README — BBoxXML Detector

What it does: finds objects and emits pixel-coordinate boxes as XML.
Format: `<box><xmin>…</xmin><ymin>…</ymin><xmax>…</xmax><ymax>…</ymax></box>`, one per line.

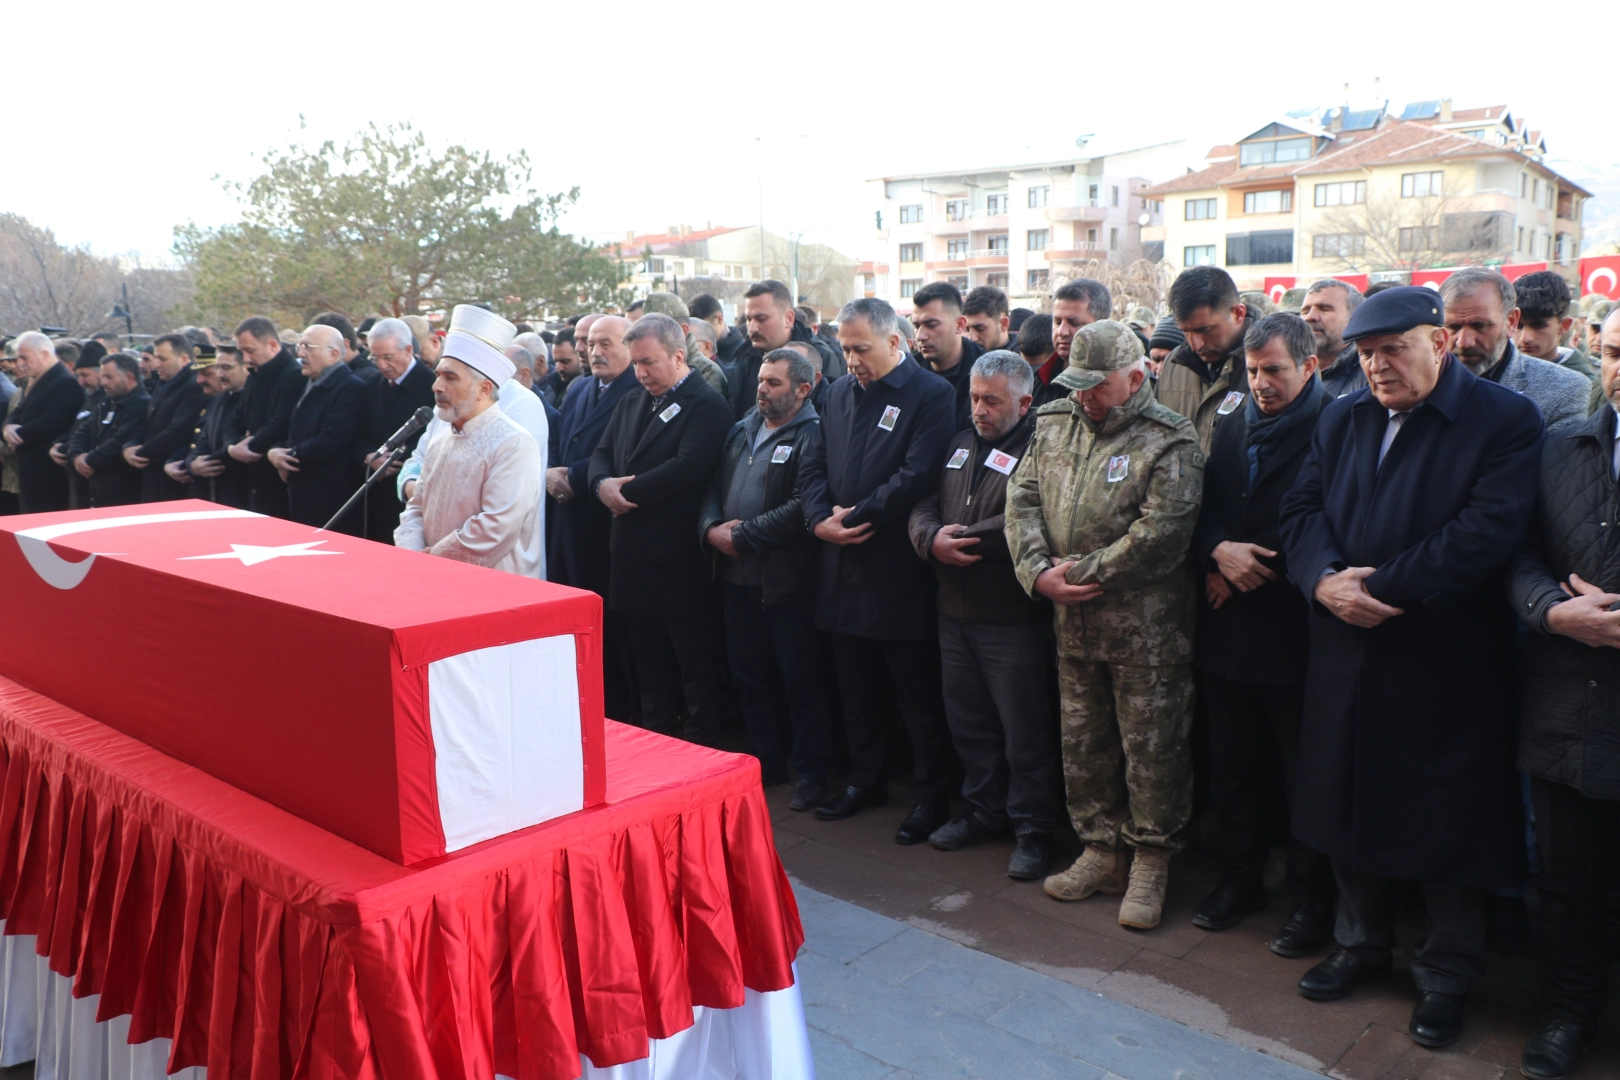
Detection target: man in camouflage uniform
<box><xmin>1005</xmin><ymin>320</ymin><xmax>1204</xmax><ymax>930</ymax></box>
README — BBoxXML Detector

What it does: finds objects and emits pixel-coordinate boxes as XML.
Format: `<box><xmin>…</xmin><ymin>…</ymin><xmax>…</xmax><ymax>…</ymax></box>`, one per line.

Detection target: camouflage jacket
<box><xmin>1005</xmin><ymin>380</ymin><xmax>1204</xmax><ymax>665</ymax></box>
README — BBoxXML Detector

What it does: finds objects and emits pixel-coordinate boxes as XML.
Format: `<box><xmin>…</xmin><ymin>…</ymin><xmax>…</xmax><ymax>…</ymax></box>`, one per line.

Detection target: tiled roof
<box><xmin>611</xmin><ymin>226</ymin><xmax>742</xmax><ymax>253</ymax></box>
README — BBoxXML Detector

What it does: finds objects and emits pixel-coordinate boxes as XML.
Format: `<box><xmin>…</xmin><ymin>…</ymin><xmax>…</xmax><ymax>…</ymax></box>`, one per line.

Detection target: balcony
<box><xmin>967</xmin><ymin>249</ymin><xmax>1010</xmax><ymax>267</ymax></box>
<box><xmin>1045</xmin><ymin>202</ymin><xmax>1108</xmax><ymax>223</ymax></box>
<box><xmin>926</xmin><ymin>217</ymin><xmax>971</xmax><ymax>236</ymax></box>
<box><xmin>1046</xmin><ymin>245</ymin><xmax>1109</xmax><ymax>262</ymax></box>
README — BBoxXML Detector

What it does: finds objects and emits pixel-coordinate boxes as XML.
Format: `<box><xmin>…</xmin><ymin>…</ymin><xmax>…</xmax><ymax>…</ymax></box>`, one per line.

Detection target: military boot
<box><xmin>1119</xmin><ymin>847</ymin><xmax>1172</xmax><ymax>930</ymax></box>
<box><xmin>1043</xmin><ymin>843</ymin><xmax>1127</xmax><ymax>902</ymax></box>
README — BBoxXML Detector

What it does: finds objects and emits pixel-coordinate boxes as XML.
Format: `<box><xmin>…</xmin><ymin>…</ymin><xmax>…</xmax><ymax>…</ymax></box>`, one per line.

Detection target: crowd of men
<box><xmin>4</xmin><ymin>266</ymin><xmax>1620</xmax><ymax>1078</ymax></box>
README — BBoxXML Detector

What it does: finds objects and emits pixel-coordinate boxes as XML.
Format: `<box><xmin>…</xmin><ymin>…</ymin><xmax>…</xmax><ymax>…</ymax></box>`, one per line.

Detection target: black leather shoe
<box><xmin>1408</xmin><ymin>991</ymin><xmax>1466</xmax><ymax>1049</ymax></box>
<box><xmin>929</xmin><ymin>814</ymin><xmax>999</xmax><ymax>851</ymax></box>
<box><xmin>1487</xmin><ymin>893</ymin><xmax>1530</xmax><ymax>955</ymax></box>
<box><xmin>1521</xmin><ymin>1014</ymin><xmax>1598</xmax><ymax>1080</ymax></box>
<box><xmin>789</xmin><ymin>779</ymin><xmax>831</xmax><ymax>812</ymax></box>
<box><xmin>1006</xmin><ymin>834</ymin><xmax>1053</xmax><ymax>881</ymax></box>
<box><xmin>1192</xmin><ymin>872</ymin><xmax>1267</xmax><ymax>931</ymax></box>
<box><xmin>1298</xmin><ymin>947</ymin><xmax>1391</xmax><ymax>1001</ymax></box>
<box><xmin>813</xmin><ymin>784</ymin><xmax>887</xmax><ymax>821</ymax></box>
<box><xmin>1270</xmin><ymin>896</ymin><xmax>1336</xmax><ymax>958</ymax></box>
<box><xmin>895</xmin><ymin>799</ymin><xmax>947</xmax><ymax>845</ymax></box>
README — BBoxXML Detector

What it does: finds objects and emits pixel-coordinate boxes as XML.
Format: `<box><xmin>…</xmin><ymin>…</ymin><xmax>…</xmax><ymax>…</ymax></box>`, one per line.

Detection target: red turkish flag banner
<box><xmin>1500</xmin><ymin>261</ymin><xmax>1548</xmax><ymax>282</ymax></box>
<box><xmin>1412</xmin><ymin>268</ymin><xmax>1452</xmax><ymax>291</ymax></box>
<box><xmin>1263</xmin><ymin>276</ymin><xmax>1296</xmax><ymax>305</ymax></box>
<box><xmin>1582</xmin><ymin>256</ymin><xmax>1620</xmax><ymax>299</ymax></box>
<box><xmin>0</xmin><ymin>502</ymin><xmax>606</xmax><ymax>864</ymax></box>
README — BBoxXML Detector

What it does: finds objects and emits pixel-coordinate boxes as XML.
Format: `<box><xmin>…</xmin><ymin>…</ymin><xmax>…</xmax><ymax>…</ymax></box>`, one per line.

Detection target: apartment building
<box><xmin>1141</xmin><ymin>102</ymin><xmax>1590</xmax><ymax>292</ymax></box>
<box><xmin>864</xmin><ymin>141</ymin><xmax>1189</xmax><ymax>312</ymax></box>
<box><xmin>608</xmin><ymin>225</ymin><xmax>858</xmax><ymax>313</ymax></box>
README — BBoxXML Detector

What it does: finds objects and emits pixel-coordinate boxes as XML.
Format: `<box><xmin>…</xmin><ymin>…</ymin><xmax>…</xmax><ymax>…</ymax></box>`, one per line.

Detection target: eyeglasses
<box><xmin>295</xmin><ymin>342</ymin><xmax>337</xmax><ymax>354</ymax></box>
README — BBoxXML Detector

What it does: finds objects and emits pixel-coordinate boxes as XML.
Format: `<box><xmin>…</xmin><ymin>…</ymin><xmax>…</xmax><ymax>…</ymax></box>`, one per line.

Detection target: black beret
<box><xmin>1343</xmin><ymin>285</ymin><xmax>1444</xmax><ymax>342</ymax></box>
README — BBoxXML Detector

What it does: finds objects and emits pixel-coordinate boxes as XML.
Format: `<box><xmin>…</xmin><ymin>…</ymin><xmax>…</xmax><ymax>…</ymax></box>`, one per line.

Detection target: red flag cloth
<box><xmin>1263</xmin><ymin>276</ymin><xmax>1296</xmax><ymax>306</ymax></box>
<box><xmin>1581</xmin><ymin>255</ymin><xmax>1620</xmax><ymax>300</ymax></box>
<box><xmin>0</xmin><ymin>676</ymin><xmax>801</xmax><ymax>1079</ymax></box>
<box><xmin>0</xmin><ymin>503</ymin><xmax>606</xmax><ymax>864</ymax></box>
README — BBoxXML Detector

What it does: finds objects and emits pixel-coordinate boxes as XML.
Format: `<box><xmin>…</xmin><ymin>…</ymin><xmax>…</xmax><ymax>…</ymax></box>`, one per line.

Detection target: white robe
<box><xmin>394</xmin><ymin>405</ymin><xmax>543</xmax><ymax>578</ymax></box>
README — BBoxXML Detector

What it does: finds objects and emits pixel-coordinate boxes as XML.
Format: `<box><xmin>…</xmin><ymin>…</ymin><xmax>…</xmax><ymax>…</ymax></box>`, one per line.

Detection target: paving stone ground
<box><xmin>769</xmin><ymin>782</ymin><xmax>1620</xmax><ymax>1080</ymax></box>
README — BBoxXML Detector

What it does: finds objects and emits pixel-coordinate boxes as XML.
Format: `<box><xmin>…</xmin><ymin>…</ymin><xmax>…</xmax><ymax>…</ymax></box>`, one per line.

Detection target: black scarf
<box><xmin>1244</xmin><ymin>374</ymin><xmax>1323</xmax><ymax>489</ymax></box>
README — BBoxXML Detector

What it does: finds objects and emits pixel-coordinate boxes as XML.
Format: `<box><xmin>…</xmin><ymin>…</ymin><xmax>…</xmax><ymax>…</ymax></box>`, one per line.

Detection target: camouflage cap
<box><xmin>1279</xmin><ymin>287</ymin><xmax>1308</xmax><ymax>313</ymax></box>
<box><xmin>641</xmin><ymin>291</ymin><xmax>689</xmax><ymax>320</ymax></box>
<box><xmin>1589</xmin><ymin>299</ymin><xmax>1614</xmax><ymax>325</ymax></box>
<box><xmin>1125</xmin><ymin>305</ymin><xmax>1155</xmax><ymax>329</ymax></box>
<box><xmin>1053</xmin><ymin>319</ymin><xmax>1145</xmax><ymax>391</ymax></box>
<box><xmin>1240</xmin><ymin>290</ymin><xmax>1276</xmax><ymax>315</ymax></box>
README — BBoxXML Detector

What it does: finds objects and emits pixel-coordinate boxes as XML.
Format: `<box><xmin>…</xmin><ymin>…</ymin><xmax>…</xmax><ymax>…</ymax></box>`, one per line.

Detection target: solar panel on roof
<box><xmin>1401</xmin><ymin>100</ymin><xmax>1441</xmax><ymax>120</ymax></box>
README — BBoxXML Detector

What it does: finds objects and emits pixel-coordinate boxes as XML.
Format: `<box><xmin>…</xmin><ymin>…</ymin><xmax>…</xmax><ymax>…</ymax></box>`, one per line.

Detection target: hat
<box><xmin>1279</xmin><ymin>287</ymin><xmax>1308</xmax><ymax>314</ymax></box>
<box><xmin>1053</xmin><ymin>320</ymin><xmax>1145</xmax><ymax>391</ymax></box>
<box><xmin>1589</xmin><ymin>299</ymin><xmax>1614</xmax><ymax>326</ymax></box>
<box><xmin>442</xmin><ymin>304</ymin><xmax>517</xmax><ymax>385</ymax></box>
<box><xmin>192</xmin><ymin>342</ymin><xmax>218</xmax><ymax>368</ymax></box>
<box><xmin>641</xmin><ymin>291</ymin><xmax>690</xmax><ymax>321</ymax></box>
<box><xmin>1126</xmin><ymin>305</ymin><xmax>1155</xmax><ymax>330</ymax></box>
<box><xmin>1343</xmin><ymin>285</ymin><xmax>1444</xmax><ymax>343</ymax></box>
<box><xmin>1148</xmin><ymin>316</ymin><xmax>1185</xmax><ymax>352</ymax></box>
<box><xmin>1240</xmin><ymin>290</ymin><xmax>1276</xmax><ymax>316</ymax></box>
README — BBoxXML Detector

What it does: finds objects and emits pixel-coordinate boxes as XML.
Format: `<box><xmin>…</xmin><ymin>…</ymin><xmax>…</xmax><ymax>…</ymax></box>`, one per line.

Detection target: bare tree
<box><xmin>0</xmin><ymin>214</ymin><xmax>122</xmax><ymax>333</ymax></box>
<box><xmin>1045</xmin><ymin>258</ymin><xmax>1176</xmax><ymax>318</ymax></box>
<box><xmin>1313</xmin><ymin>193</ymin><xmax>1512</xmax><ymax>273</ymax></box>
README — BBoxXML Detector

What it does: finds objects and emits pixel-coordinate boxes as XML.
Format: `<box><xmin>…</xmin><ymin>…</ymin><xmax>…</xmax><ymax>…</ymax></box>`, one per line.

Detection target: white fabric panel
<box><xmin>428</xmin><ymin>635</ymin><xmax>585</xmax><ymax>852</ymax></box>
<box><xmin>0</xmin><ymin>927</ymin><xmax>812</xmax><ymax>1080</ymax></box>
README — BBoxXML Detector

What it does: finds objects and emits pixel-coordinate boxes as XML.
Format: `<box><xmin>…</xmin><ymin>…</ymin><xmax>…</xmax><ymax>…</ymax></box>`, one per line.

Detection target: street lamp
<box><xmin>106</xmin><ymin>282</ymin><xmax>133</xmax><ymax>337</ymax></box>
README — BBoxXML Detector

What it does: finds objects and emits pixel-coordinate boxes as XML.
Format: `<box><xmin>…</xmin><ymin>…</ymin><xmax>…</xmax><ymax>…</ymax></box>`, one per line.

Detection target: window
<box><xmin>985</xmin><ymin>272</ymin><xmax>1009</xmax><ymax>288</ymax></box>
<box><xmin>1088</xmin><ymin>184</ymin><xmax>1100</xmax><ymax>205</ymax></box>
<box><xmin>1517</xmin><ymin>226</ymin><xmax>1525</xmax><ymax>251</ymax></box>
<box><xmin>1184</xmin><ymin>245</ymin><xmax>1217</xmax><ymax>267</ymax></box>
<box><xmin>899</xmin><ymin>243</ymin><xmax>923</xmax><ymax>263</ymax></box>
<box><xmin>986</xmin><ymin>194</ymin><xmax>1007</xmax><ymax>215</ymax></box>
<box><xmin>1027</xmin><ymin>269</ymin><xmax>1050</xmax><ymax>290</ymax></box>
<box><xmin>1111</xmin><ymin>186</ymin><xmax>1120</xmax><ymax>207</ymax></box>
<box><xmin>643</xmin><ymin>257</ymin><xmax>665</xmax><ymax>273</ymax></box>
<box><xmin>899</xmin><ymin>204</ymin><xmax>923</xmax><ymax>224</ymax></box>
<box><xmin>1225</xmin><ymin>230</ymin><xmax>1294</xmax><ymax>266</ymax></box>
<box><xmin>1151</xmin><ymin>200</ymin><xmax>1163</xmax><ymax>214</ymax></box>
<box><xmin>1520</xmin><ymin>174</ymin><xmax>1528</xmax><ymax>198</ymax></box>
<box><xmin>1313</xmin><ymin>181</ymin><xmax>1366</xmax><ymax>207</ymax></box>
<box><xmin>900</xmin><ymin>278</ymin><xmax>921</xmax><ymax>298</ymax></box>
<box><xmin>1027</xmin><ymin>229</ymin><xmax>1049</xmax><ymax>251</ymax></box>
<box><xmin>1398</xmin><ymin>226</ymin><xmax>1437</xmax><ymax>252</ymax></box>
<box><xmin>1243</xmin><ymin>189</ymin><xmax>1293</xmax><ymax>214</ymax></box>
<box><xmin>1312</xmin><ymin>233</ymin><xmax>1365</xmax><ymax>258</ymax></box>
<box><xmin>862</xmin><ymin>273</ymin><xmax>875</xmax><ymax>296</ymax></box>
<box><xmin>946</xmin><ymin>199</ymin><xmax>969</xmax><ymax>221</ymax></box>
<box><xmin>1238</xmin><ymin>137</ymin><xmax>1313</xmax><ymax>166</ymax></box>
<box><xmin>1462</xmin><ymin>128</ymin><xmax>1486</xmax><ymax>140</ymax></box>
<box><xmin>1401</xmin><ymin>171</ymin><xmax>1444</xmax><ymax>198</ymax></box>
<box><xmin>988</xmin><ymin>234</ymin><xmax>1009</xmax><ymax>255</ymax></box>
<box><xmin>947</xmin><ymin>274</ymin><xmax>969</xmax><ymax>291</ymax></box>
<box><xmin>1109</xmin><ymin>227</ymin><xmax>1119</xmax><ymax>251</ymax></box>
<box><xmin>1185</xmin><ymin>198</ymin><xmax>1217</xmax><ymax>221</ymax></box>
<box><xmin>724</xmin><ymin>264</ymin><xmax>744</xmax><ymax>278</ymax></box>
<box><xmin>1441</xmin><ymin>211</ymin><xmax>1511</xmax><ymax>252</ymax></box>
<box><xmin>1086</xmin><ymin>228</ymin><xmax>1098</xmax><ymax>244</ymax></box>
<box><xmin>947</xmin><ymin>238</ymin><xmax>969</xmax><ymax>258</ymax></box>
<box><xmin>1028</xmin><ymin>185</ymin><xmax>1049</xmax><ymax>208</ymax></box>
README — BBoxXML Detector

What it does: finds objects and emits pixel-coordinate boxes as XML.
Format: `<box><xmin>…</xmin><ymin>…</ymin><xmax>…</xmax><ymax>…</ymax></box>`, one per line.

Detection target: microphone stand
<box><xmin>321</xmin><ymin>444</ymin><xmax>410</xmax><ymax>532</ymax></box>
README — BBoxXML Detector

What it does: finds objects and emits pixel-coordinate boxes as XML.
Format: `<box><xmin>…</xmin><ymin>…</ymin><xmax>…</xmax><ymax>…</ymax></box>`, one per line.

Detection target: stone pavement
<box><xmin>770</xmin><ymin>783</ymin><xmax>1620</xmax><ymax>1080</ymax></box>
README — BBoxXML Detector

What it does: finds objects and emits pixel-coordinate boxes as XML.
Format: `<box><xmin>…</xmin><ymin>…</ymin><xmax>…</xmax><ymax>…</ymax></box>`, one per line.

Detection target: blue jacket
<box><xmin>799</xmin><ymin>356</ymin><xmax>956</xmax><ymax>640</ymax></box>
<box><xmin>284</xmin><ymin>362</ymin><xmax>367</xmax><ymax>532</ymax></box>
<box><xmin>1278</xmin><ymin>355</ymin><xmax>1543</xmax><ymax>886</ymax></box>
<box><xmin>549</xmin><ymin>366</ymin><xmax>639</xmax><ymax>591</ymax></box>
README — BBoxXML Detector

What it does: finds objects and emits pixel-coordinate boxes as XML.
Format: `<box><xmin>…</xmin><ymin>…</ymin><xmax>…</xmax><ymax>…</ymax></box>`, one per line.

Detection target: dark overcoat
<box><xmin>549</xmin><ymin>366</ymin><xmax>638</xmax><ymax>592</ymax></box>
<box><xmin>1278</xmin><ymin>356</ymin><xmax>1542</xmax><ymax>887</ymax></box>
<box><xmin>284</xmin><ymin>364</ymin><xmax>366</xmax><ymax>533</ymax></box>
<box><xmin>587</xmin><ymin>373</ymin><xmax>732</xmax><ymax>616</ymax></box>
<box><xmin>133</xmin><ymin>366</ymin><xmax>206</xmax><ymax>502</ymax></box>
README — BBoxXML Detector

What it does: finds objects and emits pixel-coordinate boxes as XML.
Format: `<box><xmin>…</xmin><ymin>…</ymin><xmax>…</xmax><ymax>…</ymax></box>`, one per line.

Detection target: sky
<box><xmin>7</xmin><ymin>0</ymin><xmax>1618</xmax><ymax>269</ymax></box>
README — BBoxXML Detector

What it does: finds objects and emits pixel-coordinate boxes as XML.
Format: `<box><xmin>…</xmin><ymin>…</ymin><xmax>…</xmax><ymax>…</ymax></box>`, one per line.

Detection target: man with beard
<box><xmin>180</xmin><ymin>345</ymin><xmax>251</xmax><ymax>508</ymax></box>
<box><xmin>539</xmin><ymin>326</ymin><xmax>584</xmax><ymax>409</ymax></box>
<box><xmin>963</xmin><ymin>285</ymin><xmax>1016</xmax><ymax>352</ymax></box>
<box><xmin>1440</xmin><ymin>268</ymin><xmax>1588</xmax><ymax>432</ymax></box>
<box><xmin>71</xmin><ymin>352</ymin><xmax>148</xmax><ymax>508</ymax></box>
<box><xmin>730</xmin><ymin>280</ymin><xmax>841</xmax><ymax>420</ymax></box>
<box><xmin>1040</xmin><ymin>279</ymin><xmax>1110</xmax><ymax>404</ymax></box>
<box><xmin>700</xmin><ymin>347</ymin><xmax>832</xmax><ymax>805</ymax></box>
<box><xmin>397</xmin><ymin>306</ymin><xmax>541</xmax><ymax>576</ymax></box>
<box><xmin>1300</xmin><ymin>279</ymin><xmax>1367</xmax><ymax>400</ymax></box>
<box><xmin>910</xmin><ymin>282</ymin><xmax>986</xmax><ymax>432</ymax></box>
<box><xmin>1158</xmin><ymin>267</ymin><xmax>1254</xmax><ymax>453</ymax></box>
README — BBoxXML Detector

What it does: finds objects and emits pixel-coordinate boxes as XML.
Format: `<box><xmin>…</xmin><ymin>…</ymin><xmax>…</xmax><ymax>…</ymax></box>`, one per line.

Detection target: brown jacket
<box><xmin>908</xmin><ymin>414</ymin><xmax>1047</xmax><ymax>624</ymax></box>
<box><xmin>1153</xmin><ymin>317</ymin><xmax>1253</xmax><ymax>453</ymax></box>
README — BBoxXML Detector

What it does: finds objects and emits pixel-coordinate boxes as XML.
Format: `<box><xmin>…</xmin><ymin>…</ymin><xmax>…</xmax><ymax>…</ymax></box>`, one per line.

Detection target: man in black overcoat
<box><xmin>1278</xmin><ymin>286</ymin><xmax>1543</xmax><ymax>1050</ymax></box>
<box><xmin>588</xmin><ymin>313</ymin><xmax>732</xmax><ymax>744</ymax></box>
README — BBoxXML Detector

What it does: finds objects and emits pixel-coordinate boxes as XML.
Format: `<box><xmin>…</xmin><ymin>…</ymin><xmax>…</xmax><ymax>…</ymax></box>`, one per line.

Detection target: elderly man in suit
<box><xmin>588</xmin><ymin>313</ymin><xmax>732</xmax><ymax>744</ymax></box>
<box><xmin>1279</xmin><ymin>286</ymin><xmax>1543</xmax><ymax>1050</ymax></box>
<box><xmin>3</xmin><ymin>332</ymin><xmax>85</xmax><ymax>512</ymax></box>
<box><xmin>268</xmin><ymin>324</ymin><xmax>367</xmax><ymax>533</ymax></box>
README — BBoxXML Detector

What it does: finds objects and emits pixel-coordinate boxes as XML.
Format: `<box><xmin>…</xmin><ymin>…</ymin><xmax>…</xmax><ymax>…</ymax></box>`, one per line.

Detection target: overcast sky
<box><xmin>9</xmin><ymin>0</ymin><xmax>1617</xmax><ymax>269</ymax></box>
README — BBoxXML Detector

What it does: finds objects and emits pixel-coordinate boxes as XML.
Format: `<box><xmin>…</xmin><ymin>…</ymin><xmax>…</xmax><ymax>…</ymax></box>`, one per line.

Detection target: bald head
<box><xmin>299</xmin><ymin>324</ymin><xmax>346</xmax><ymax>375</ymax></box>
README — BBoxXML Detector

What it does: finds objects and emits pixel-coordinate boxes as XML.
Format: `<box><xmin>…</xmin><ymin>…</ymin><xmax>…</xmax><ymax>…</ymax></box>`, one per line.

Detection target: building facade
<box><xmin>1141</xmin><ymin>102</ymin><xmax>1590</xmax><ymax>292</ymax></box>
<box><xmin>864</xmin><ymin>142</ymin><xmax>1189</xmax><ymax>312</ymax></box>
<box><xmin>608</xmin><ymin>225</ymin><xmax>858</xmax><ymax>314</ymax></box>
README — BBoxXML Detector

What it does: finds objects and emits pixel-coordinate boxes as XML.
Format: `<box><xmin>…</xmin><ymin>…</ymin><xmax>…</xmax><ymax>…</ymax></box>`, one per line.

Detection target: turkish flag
<box><xmin>1263</xmin><ymin>276</ymin><xmax>1296</xmax><ymax>305</ymax></box>
<box><xmin>1500</xmin><ymin>261</ymin><xmax>1548</xmax><ymax>283</ymax></box>
<box><xmin>1412</xmin><ymin>268</ymin><xmax>1452</xmax><ymax>292</ymax></box>
<box><xmin>0</xmin><ymin>502</ymin><xmax>605</xmax><ymax>864</ymax></box>
<box><xmin>1582</xmin><ymin>256</ymin><xmax>1620</xmax><ymax>300</ymax></box>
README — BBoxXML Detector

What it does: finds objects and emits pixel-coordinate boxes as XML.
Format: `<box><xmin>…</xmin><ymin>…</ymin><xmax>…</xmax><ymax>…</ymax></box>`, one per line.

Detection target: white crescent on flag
<box><xmin>1588</xmin><ymin>267</ymin><xmax>1618</xmax><ymax>298</ymax></box>
<box><xmin>15</xmin><ymin>509</ymin><xmax>259</xmax><ymax>589</ymax></box>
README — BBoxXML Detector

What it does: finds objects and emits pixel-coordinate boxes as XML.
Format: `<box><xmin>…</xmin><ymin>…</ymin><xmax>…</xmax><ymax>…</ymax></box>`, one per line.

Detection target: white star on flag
<box><xmin>179</xmin><ymin>541</ymin><xmax>342</xmax><ymax>566</ymax></box>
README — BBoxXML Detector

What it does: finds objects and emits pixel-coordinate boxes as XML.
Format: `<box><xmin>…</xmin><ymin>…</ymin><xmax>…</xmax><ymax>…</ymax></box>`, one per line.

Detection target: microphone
<box><xmin>375</xmin><ymin>405</ymin><xmax>434</xmax><ymax>456</ymax></box>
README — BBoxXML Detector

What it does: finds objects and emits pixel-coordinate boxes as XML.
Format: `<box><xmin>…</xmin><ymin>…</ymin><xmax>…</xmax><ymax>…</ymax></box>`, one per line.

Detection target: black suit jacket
<box><xmin>284</xmin><ymin>364</ymin><xmax>367</xmax><ymax>532</ymax></box>
<box><xmin>240</xmin><ymin>348</ymin><xmax>305</xmax><ymax>516</ymax></box>
<box><xmin>132</xmin><ymin>366</ymin><xmax>206</xmax><ymax>502</ymax></box>
<box><xmin>587</xmin><ymin>373</ymin><xmax>732</xmax><ymax>615</ymax></box>
<box><xmin>359</xmin><ymin>361</ymin><xmax>436</xmax><ymax>542</ymax></box>
<box><xmin>183</xmin><ymin>390</ymin><xmax>250</xmax><ymax>509</ymax></box>
<box><xmin>1192</xmin><ymin>383</ymin><xmax>1328</xmax><ymax>684</ymax></box>
<box><xmin>11</xmin><ymin>363</ymin><xmax>85</xmax><ymax>513</ymax></box>
<box><xmin>77</xmin><ymin>386</ymin><xmax>151</xmax><ymax>507</ymax></box>
<box><xmin>550</xmin><ymin>366</ymin><xmax>639</xmax><ymax>590</ymax></box>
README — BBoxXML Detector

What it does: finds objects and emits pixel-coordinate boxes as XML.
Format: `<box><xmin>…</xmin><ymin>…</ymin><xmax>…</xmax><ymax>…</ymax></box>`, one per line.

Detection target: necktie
<box><xmin>1378</xmin><ymin>411</ymin><xmax>1409</xmax><ymax>468</ymax></box>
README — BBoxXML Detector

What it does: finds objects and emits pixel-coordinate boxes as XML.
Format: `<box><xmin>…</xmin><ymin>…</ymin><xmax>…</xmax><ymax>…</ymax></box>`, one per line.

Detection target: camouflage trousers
<box><xmin>1056</xmin><ymin>656</ymin><xmax>1194</xmax><ymax>853</ymax></box>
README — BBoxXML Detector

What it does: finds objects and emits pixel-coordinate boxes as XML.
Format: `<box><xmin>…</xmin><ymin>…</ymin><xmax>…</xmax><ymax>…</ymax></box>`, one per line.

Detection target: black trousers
<box><xmin>722</xmin><ymin>583</ymin><xmax>833</xmax><ymax>783</ymax></box>
<box><xmin>624</xmin><ymin>610</ymin><xmax>726</xmax><ymax>746</ymax></box>
<box><xmin>601</xmin><ymin>609</ymin><xmax>640</xmax><ymax>725</ymax></box>
<box><xmin>831</xmin><ymin>633</ymin><xmax>951</xmax><ymax>802</ymax></box>
<box><xmin>1334</xmin><ymin>859</ymin><xmax>1486</xmax><ymax>995</ymax></box>
<box><xmin>1202</xmin><ymin>672</ymin><xmax>1335</xmax><ymax>898</ymax></box>
<box><xmin>1532</xmin><ymin>774</ymin><xmax>1620</xmax><ymax>1023</ymax></box>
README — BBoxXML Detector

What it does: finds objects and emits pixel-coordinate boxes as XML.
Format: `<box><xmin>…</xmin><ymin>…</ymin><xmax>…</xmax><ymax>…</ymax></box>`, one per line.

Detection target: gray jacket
<box><xmin>1490</xmin><ymin>340</ymin><xmax>1590</xmax><ymax>432</ymax></box>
